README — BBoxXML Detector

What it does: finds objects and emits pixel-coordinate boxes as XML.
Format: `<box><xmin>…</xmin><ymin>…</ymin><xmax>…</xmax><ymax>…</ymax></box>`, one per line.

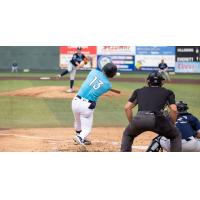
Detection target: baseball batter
<box><xmin>57</xmin><ymin>47</ymin><xmax>87</xmax><ymax>93</ymax></box>
<box><xmin>147</xmin><ymin>101</ymin><xmax>200</xmax><ymax>152</ymax></box>
<box><xmin>72</xmin><ymin>63</ymin><xmax>117</xmax><ymax>146</ymax></box>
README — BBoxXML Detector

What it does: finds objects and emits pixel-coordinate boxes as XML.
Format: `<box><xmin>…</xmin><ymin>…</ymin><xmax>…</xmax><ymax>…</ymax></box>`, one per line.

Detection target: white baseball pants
<box><xmin>68</xmin><ymin>62</ymin><xmax>77</xmax><ymax>80</ymax></box>
<box><xmin>72</xmin><ymin>96</ymin><xmax>94</xmax><ymax>140</ymax></box>
<box><xmin>159</xmin><ymin>69</ymin><xmax>171</xmax><ymax>81</ymax></box>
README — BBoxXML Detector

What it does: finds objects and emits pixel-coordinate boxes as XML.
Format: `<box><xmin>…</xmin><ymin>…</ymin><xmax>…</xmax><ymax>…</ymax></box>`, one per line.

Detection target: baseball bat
<box><xmin>110</xmin><ymin>88</ymin><xmax>121</xmax><ymax>94</ymax></box>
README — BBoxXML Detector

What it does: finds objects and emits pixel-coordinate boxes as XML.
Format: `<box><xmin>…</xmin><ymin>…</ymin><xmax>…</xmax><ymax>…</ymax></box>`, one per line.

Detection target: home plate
<box><xmin>132</xmin><ymin>146</ymin><xmax>148</xmax><ymax>150</ymax></box>
<box><xmin>110</xmin><ymin>141</ymin><xmax>148</xmax><ymax>151</ymax></box>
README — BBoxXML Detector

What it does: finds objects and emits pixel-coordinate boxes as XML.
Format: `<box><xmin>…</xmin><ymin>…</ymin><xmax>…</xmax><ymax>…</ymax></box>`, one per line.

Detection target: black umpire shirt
<box><xmin>129</xmin><ymin>86</ymin><xmax>175</xmax><ymax>112</ymax></box>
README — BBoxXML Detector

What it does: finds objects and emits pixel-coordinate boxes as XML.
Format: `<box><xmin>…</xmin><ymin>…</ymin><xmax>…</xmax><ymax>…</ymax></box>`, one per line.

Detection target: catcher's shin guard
<box><xmin>146</xmin><ymin>136</ymin><xmax>163</xmax><ymax>152</ymax></box>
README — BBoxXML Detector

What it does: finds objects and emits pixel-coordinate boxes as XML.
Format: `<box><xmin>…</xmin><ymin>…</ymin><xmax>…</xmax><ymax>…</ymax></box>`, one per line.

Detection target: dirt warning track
<box><xmin>0</xmin><ymin>76</ymin><xmax>199</xmax><ymax>84</ymax></box>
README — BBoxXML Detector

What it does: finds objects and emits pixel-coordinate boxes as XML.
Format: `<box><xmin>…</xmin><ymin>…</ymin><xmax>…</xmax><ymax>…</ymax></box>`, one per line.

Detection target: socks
<box><xmin>61</xmin><ymin>69</ymin><xmax>69</xmax><ymax>76</ymax></box>
<box><xmin>70</xmin><ymin>80</ymin><xmax>74</xmax><ymax>89</ymax></box>
<box><xmin>76</xmin><ymin>130</ymin><xmax>82</xmax><ymax>134</ymax></box>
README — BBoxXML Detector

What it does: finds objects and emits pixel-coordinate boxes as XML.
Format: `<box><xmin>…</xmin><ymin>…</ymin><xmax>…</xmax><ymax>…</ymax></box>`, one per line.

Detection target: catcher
<box><xmin>57</xmin><ymin>46</ymin><xmax>88</xmax><ymax>93</ymax></box>
<box><xmin>147</xmin><ymin>101</ymin><xmax>200</xmax><ymax>152</ymax></box>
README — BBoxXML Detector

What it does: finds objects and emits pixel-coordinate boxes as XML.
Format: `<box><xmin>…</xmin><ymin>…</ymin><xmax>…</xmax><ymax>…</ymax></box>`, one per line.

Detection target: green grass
<box><xmin>0</xmin><ymin>75</ymin><xmax>199</xmax><ymax>128</ymax></box>
<box><xmin>0</xmin><ymin>96</ymin><xmax>72</xmax><ymax>128</ymax></box>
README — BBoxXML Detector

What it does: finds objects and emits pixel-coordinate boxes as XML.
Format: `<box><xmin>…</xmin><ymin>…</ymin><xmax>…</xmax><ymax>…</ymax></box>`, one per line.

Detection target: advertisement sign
<box><xmin>175</xmin><ymin>62</ymin><xmax>200</xmax><ymax>73</ymax></box>
<box><xmin>97</xmin><ymin>46</ymin><xmax>135</xmax><ymax>71</ymax></box>
<box><xmin>97</xmin><ymin>46</ymin><xmax>135</xmax><ymax>55</ymax></box>
<box><xmin>135</xmin><ymin>46</ymin><xmax>175</xmax><ymax>71</ymax></box>
<box><xmin>176</xmin><ymin>46</ymin><xmax>200</xmax><ymax>62</ymax></box>
<box><xmin>136</xmin><ymin>46</ymin><xmax>175</xmax><ymax>55</ymax></box>
<box><xmin>60</xmin><ymin>46</ymin><xmax>97</xmax><ymax>69</ymax></box>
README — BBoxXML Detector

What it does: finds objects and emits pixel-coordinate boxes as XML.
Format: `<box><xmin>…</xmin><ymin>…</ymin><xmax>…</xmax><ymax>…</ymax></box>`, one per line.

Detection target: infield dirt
<box><xmin>0</xmin><ymin>127</ymin><xmax>156</xmax><ymax>152</ymax></box>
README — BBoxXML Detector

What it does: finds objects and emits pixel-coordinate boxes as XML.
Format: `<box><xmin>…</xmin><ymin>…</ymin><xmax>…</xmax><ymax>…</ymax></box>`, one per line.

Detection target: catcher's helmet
<box><xmin>147</xmin><ymin>71</ymin><xmax>165</xmax><ymax>86</ymax></box>
<box><xmin>176</xmin><ymin>101</ymin><xmax>188</xmax><ymax>113</ymax></box>
<box><xmin>77</xmin><ymin>46</ymin><xmax>82</xmax><ymax>51</ymax></box>
<box><xmin>102</xmin><ymin>63</ymin><xmax>117</xmax><ymax>78</ymax></box>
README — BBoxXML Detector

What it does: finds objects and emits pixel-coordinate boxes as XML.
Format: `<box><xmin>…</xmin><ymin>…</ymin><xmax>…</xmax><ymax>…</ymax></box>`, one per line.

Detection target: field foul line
<box><xmin>0</xmin><ymin>133</ymin><xmax>65</xmax><ymax>142</ymax></box>
<box><xmin>0</xmin><ymin>133</ymin><xmax>148</xmax><ymax>150</ymax></box>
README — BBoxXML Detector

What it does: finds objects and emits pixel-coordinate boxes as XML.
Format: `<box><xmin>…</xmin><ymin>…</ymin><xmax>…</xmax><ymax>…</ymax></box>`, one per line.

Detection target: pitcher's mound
<box><xmin>0</xmin><ymin>86</ymin><xmax>122</xmax><ymax>99</ymax></box>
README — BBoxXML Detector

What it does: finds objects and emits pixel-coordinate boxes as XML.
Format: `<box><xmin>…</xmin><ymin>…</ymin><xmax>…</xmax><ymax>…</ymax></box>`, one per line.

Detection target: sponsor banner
<box><xmin>60</xmin><ymin>46</ymin><xmax>97</xmax><ymax>54</ymax></box>
<box><xmin>97</xmin><ymin>55</ymin><xmax>135</xmax><ymax>72</ymax></box>
<box><xmin>97</xmin><ymin>46</ymin><xmax>135</xmax><ymax>55</ymax></box>
<box><xmin>135</xmin><ymin>46</ymin><xmax>175</xmax><ymax>71</ymax></box>
<box><xmin>60</xmin><ymin>46</ymin><xmax>97</xmax><ymax>69</ymax></box>
<box><xmin>176</xmin><ymin>46</ymin><xmax>200</xmax><ymax>62</ymax></box>
<box><xmin>136</xmin><ymin>46</ymin><xmax>175</xmax><ymax>55</ymax></box>
<box><xmin>175</xmin><ymin>62</ymin><xmax>200</xmax><ymax>73</ymax></box>
<box><xmin>97</xmin><ymin>46</ymin><xmax>135</xmax><ymax>71</ymax></box>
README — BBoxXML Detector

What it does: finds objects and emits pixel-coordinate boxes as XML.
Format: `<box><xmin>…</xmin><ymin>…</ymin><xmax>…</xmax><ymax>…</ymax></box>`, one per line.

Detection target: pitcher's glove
<box><xmin>83</xmin><ymin>57</ymin><xmax>88</xmax><ymax>65</ymax></box>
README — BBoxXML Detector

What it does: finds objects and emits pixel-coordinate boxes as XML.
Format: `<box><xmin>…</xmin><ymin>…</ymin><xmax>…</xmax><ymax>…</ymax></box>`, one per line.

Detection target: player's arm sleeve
<box><xmin>167</xmin><ymin>90</ymin><xmax>176</xmax><ymax>105</ymax></box>
<box><xmin>106</xmin><ymin>83</ymin><xmax>112</xmax><ymax>92</ymax></box>
<box><xmin>82</xmin><ymin>54</ymin><xmax>86</xmax><ymax>59</ymax></box>
<box><xmin>190</xmin><ymin>116</ymin><xmax>200</xmax><ymax>136</ymax></box>
<box><xmin>77</xmin><ymin>54</ymin><xmax>87</xmax><ymax>68</ymax></box>
<box><xmin>128</xmin><ymin>90</ymin><xmax>138</xmax><ymax>105</ymax></box>
<box><xmin>72</xmin><ymin>54</ymin><xmax>79</xmax><ymax>66</ymax></box>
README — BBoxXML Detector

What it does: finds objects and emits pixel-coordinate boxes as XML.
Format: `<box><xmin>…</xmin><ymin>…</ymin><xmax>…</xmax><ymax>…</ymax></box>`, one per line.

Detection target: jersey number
<box><xmin>89</xmin><ymin>76</ymin><xmax>103</xmax><ymax>90</ymax></box>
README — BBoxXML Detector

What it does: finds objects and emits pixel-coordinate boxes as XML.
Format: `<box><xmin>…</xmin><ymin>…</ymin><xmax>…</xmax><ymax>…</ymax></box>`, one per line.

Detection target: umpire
<box><xmin>120</xmin><ymin>71</ymin><xmax>182</xmax><ymax>152</ymax></box>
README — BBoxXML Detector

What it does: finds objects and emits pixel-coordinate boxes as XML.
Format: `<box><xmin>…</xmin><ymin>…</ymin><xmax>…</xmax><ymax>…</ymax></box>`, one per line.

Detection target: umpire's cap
<box><xmin>147</xmin><ymin>71</ymin><xmax>165</xmax><ymax>86</ymax></box>
<box><xmin>176</xmin><ymin>101</ymin><xmax>188</xmax><ymax>113</ymax></box>
<box><xmin>102</xmin><ymin>63</ymin><xmax>117</xmax><ymax>78</ymax></box>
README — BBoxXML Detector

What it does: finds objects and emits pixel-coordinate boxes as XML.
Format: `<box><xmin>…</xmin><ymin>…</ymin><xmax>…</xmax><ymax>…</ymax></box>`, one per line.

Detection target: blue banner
<box><xmin>97</xmin><ymin>55</ymin><xmax>135</xmax><ymax>72</ymax></box>
<box><xmin>136</xmin><ymin>46</ymin><xmax>175</xmax><ymax>55</ymax></box>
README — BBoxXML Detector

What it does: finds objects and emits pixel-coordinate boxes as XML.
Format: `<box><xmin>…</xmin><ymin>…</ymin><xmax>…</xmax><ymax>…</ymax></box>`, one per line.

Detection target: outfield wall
<box><xmin>0</xmin><ymin>47</ymin><xmax>59</xmax><ymax>71</ymax></box>
<box><xmin>60</xmin><ymin>46</ymin><xmax>200</xmax><ymax>73</ymax></box>
<box><xmin>0</xmin><ymin>46</ymin><xmax>200</xmax><ymax>73</ymax></box>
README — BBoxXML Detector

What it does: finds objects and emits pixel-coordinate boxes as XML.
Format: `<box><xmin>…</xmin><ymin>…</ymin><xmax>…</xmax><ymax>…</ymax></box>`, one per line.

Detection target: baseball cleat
<box><xmin>66</xmin><ymin>88</ymin><xmax>74</xmax><ymax>93</ymax></box>
<box><xmin>73</xmin><ymin>136</ymin><xmax>85</xmax><ymax>145</ymax></box>
<box><xmin>75</xmin><ymin>133</ymin><xmax>92</xmax><ymax>145</ymax></box>
<box><xmin>56</xmin><ymin>74</ymin><xmax>61</xmax><ymax>79</ymax></box>
<box><xmin>83</xmin><ymin>138</ymin><xmax>92</xmax><ymax>145</ymax></box>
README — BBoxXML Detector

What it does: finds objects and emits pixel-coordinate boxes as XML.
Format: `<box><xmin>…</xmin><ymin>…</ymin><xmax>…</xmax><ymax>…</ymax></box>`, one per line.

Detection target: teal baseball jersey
<box><xmin>77</xmin><ymin>69</ymin><xmax>112</xmax><ymax>102</ymax></box>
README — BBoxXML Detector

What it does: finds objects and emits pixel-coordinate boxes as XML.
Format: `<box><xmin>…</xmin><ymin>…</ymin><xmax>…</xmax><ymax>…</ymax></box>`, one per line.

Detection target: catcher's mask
<box><xmin>102</xmin><ymin>63</ymin><xmax>117</xmax><ymax>78</ymax></box>
<box><xmin>176</xmin><ymin>101</ymin><xmax>188</xmax><ymax>113</ymax></box>
<box><xmin>147</xmin><ymin>71</ymin><xmax>165</xmax><ymax>87</ymax></box>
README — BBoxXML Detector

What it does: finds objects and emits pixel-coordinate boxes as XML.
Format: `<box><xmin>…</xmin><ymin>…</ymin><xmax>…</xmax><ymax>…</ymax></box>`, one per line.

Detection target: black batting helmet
<box><xmin>176</xmin><ymin>101</ymin><xmax>188</xmax><ymax>113</ymax></box>
<box><xmin>147</xmin><ymin>71</ymin><xmax>165</xmax><ymax>86</ymax></box>
<box><xmin>102</xmin><ymin>63</ymin><xmax>117</xmax><ymax>78</ymax></box>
